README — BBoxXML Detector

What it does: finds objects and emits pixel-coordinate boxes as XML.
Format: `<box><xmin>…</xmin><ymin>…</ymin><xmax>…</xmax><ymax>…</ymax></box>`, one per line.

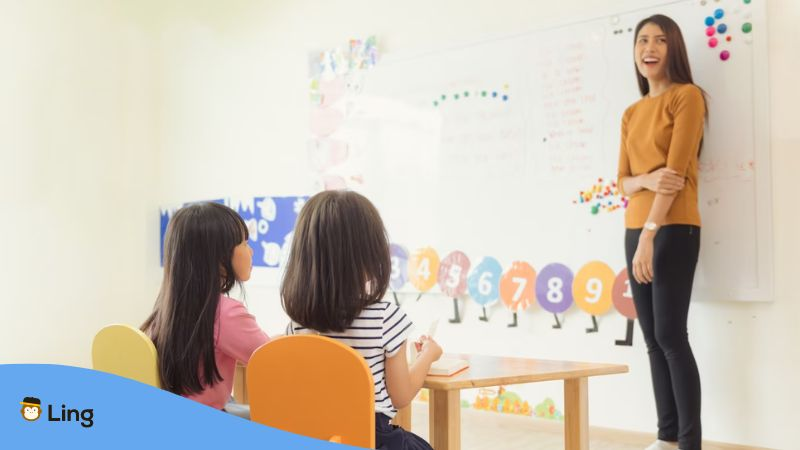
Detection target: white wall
<box><xmin>0</xmin><ymin>0</ymin><xmax>162</xmax><ymax>365</ymax></box>
<box><xmin>152</xmin><ymin>1</ymin><xmax>800</xmax><ymax>448</ymax></box>
<box><xmin>1</xmin><ymin>1</ymin><xmax>797</xmax><ymax>448</ymax></box>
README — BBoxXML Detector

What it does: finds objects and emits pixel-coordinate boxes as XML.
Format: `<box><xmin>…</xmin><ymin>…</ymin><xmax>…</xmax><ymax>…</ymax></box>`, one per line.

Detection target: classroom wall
<box><xmin>1</xmin><ymin>0</ymin><xmax>797</xmax><ymax>448</ymax></box>
<box><xmin>152</xmin><ymin>1</ymin><xmax>800</xmax><ymax>448</ymax></box>
<box><xmin>0</xmin><ymin>1</ymin><xmax>162</xmax><ymax>365</ymax></box>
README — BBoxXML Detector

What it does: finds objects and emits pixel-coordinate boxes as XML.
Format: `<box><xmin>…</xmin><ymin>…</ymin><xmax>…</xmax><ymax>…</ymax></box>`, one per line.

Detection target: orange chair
<box><xmin>247</xmin><ymin>335</ymin><xmax>375</xmax><ymax>448</ymax></box>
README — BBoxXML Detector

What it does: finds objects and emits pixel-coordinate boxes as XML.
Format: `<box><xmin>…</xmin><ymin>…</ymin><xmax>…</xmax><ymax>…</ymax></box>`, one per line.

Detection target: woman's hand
<box><xmin>640</xmin><ymin>168</ymin><xmax>685</xmax><ymax>194</ymax></box>
<box><xmin>632</xmin><ymin>234</ymin><xmax>655</xmax><ymax>284</ymax></box>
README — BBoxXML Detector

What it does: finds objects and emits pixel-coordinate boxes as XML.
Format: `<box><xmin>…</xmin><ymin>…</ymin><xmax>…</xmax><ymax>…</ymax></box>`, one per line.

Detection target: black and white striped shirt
<box><xmin>286</xmin><ymin>300</ymin><xmax>413</xmax><ymax>417</ymax></box>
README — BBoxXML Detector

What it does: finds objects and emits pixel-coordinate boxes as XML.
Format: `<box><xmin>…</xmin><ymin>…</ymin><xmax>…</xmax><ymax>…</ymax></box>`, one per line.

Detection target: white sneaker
<box><xmin>644</xmin><ymin>440</ymin><xmax>679</xmax><ymax>450</ymax></box>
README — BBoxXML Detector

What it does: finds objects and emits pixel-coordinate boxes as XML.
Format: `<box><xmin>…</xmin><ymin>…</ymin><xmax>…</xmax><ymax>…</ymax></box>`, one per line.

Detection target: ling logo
<box><xmin>20</xmin><ymin>397</ymin><xmax>43</xmax><ymax>421</ymax></box>
<box><xmin>19</xmin><ymin>396</ymin><xmax>94</xmax><ymax>428</ymax></box>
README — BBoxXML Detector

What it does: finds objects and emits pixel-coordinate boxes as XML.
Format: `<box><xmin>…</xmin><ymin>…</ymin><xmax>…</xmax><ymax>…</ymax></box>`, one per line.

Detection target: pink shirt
<box><xmin>185</xmin><ymin>295</ymin><xmax>269</xmax><ymax>409</ymax></box>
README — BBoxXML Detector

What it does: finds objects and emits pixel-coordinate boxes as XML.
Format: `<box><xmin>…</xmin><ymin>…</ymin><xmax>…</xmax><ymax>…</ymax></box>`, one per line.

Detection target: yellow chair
<box><xmin>247</xmin><ymin>335</ymin><xmax>375</xmax><ymax>448</ymax></box>
<box><xmin>92</xmin><ymin>324</ymin><xmax>160</xmax><ymax>388</ymax></box>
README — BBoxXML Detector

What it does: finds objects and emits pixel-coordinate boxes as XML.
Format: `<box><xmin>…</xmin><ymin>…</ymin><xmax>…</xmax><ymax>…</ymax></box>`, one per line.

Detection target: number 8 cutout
<box><xmin>535</xmin><ymin>263</ymin><xmax>574</xmax><ymax>314</ymax></box>
<box><xmin>573</xmin><ymin>261</ymin><xmax>615</xmax><ymax>316</ymax></box>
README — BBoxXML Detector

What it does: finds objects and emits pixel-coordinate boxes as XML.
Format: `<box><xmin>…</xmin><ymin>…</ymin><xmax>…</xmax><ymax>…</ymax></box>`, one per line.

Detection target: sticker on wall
<box><xmin>533</xmin><ymin>397</ymin><xmax>564</xmax><ymax>421</ymax></box>
<box><xmin>472</xmin><ymin>387</ymin><xmax>533</xmax><ymax>416</ymax></box>
<box><xmin>467</xmin><ymin>256</ymin><xmax>503</xmax><ymax>322</ymax></box>
<box><xmin>438</xmin><ymin>250</ymin><xmax>471</xmax><ymax>323</ymax></box>
<box><xmin>499</xmin><ymin>261</ymin><xmax>537</xmax><ymax>327</ymax></box>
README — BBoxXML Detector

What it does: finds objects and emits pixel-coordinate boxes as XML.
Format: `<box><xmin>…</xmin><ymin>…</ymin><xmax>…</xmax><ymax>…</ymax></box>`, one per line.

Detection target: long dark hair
<box><xmin>142</xmin><ymin>202</ymin><xmax>249</xmax><ymax>396</ymax></box>
<box><xmin>281</xmin><ymin>191</ymin><xmax>391</xmax><ymax>333</ymax></box>
<box><xmin>634</xmin><ymin>14</ymin><xmax>708</xmax><ymax>151</ymax></box>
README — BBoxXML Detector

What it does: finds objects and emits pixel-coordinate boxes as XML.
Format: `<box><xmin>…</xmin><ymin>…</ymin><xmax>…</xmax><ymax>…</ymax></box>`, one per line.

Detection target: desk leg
<box><xmin>564</xmin><ymin>377</ymin><xmax>588</xmax><ymax>450</ymax></box>
<box><xmin>429</xmin><ymin>389</ymin><xmax>460</xmax><ymax>450</ymax></box>
<box><xmin>393</xmin><ymin>405</ymin><xmax>412</xmax><ymax>430</ymax></box>
<box><xmin>233</xmin><ymin>363</ymin><xmax>247</xmax><ymax>404</ymax></box>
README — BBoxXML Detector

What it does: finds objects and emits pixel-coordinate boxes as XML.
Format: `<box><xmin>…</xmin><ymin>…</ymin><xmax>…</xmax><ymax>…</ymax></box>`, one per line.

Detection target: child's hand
<box><xmin>416</xmin><ymin>335</ymin><xmax>443</xmax><ymax>361</ymax></box>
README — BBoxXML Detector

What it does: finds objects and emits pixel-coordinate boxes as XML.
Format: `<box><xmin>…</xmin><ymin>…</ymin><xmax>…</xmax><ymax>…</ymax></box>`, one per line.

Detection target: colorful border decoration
<box><xmin>159</xmin><ymin>196</ymin><xmax>307</xmax><ymax>268</ymax></box>
<box><xmin>394</xmin><ymin>242</ymin><xmax>636</xmax><ymax>321</ymax></box>
<box><xmin>308</xmin><ymin>36</ymin><xmax>378</xmax><ymax>191</ymax></box>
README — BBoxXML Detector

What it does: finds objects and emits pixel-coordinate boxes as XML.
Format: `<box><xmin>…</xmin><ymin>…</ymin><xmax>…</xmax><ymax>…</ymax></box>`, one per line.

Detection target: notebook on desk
<box><xmin>428</xmin><ymin>357</ymin><xmax>469</xmax><ymax>376</ymax></box>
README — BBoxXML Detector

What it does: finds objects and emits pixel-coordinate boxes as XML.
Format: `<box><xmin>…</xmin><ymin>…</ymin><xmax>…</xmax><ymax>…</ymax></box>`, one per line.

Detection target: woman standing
<box><xmin>617</xmin><ymin>15</ymin><xmax>706</xmax><ymax>450</ymax></box>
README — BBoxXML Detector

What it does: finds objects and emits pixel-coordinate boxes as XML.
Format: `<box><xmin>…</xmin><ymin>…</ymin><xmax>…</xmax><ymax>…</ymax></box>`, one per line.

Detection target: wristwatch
<box><xmin>644</xmin><ymin>221</ymin><xmax>659</xmax><ymax>232</ymax></box>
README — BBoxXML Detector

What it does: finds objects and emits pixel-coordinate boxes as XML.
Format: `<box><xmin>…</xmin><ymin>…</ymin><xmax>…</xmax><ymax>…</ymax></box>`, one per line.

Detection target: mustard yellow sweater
<box><xmin>617</xmin><ymin>83</ymin><xmax>705</xmax><ymax>229</ymax></box>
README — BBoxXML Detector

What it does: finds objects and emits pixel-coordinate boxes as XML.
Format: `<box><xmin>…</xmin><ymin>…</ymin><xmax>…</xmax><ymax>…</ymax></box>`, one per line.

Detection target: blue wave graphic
<box><xmin>1</xmin><ymin>364</ymin><xmax>362</xmax><ymax>449</ymax></box>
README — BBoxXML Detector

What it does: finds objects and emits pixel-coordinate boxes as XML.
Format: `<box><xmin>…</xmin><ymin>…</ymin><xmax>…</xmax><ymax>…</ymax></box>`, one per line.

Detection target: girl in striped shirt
<box><xmin>281</xmin><ymin>190</ymin><xmax>442</xmax><ymax>450</ymax></box>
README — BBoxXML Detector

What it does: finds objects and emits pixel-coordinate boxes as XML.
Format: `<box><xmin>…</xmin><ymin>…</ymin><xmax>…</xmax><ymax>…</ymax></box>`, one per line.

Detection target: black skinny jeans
<box><xmin>625</xmin><ymin>225</ymin><xmax>702</xmax><ymax>450</ymax></box>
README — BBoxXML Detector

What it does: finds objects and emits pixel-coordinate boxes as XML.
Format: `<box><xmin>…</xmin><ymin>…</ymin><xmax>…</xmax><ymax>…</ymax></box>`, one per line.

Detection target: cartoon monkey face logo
<box><xmin>20</xmin><ymin>397</ymin><xmax>42</xmax><ymax>421</ymax></box>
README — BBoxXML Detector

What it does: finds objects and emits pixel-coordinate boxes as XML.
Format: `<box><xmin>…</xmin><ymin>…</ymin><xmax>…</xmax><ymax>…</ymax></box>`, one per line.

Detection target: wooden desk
<box><xmin>234</xmin><ymin>355</ymin><xmax>628</xmax><ymax>450</ymax></box>
<box><xmin>392</xmin><ymin>354</ymin><xmax>628</xmax><ymax>450</ymax></box>
<box><xmin>233</xmin><ymin>362</ymin><xmax>248</xmax><ymax>404</ymax></box>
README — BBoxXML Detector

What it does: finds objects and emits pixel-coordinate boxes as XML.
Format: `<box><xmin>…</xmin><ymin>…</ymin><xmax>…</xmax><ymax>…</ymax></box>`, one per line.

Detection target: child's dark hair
<box><xmin>281</xmin><ymin>191</ymin><xmax>391</xmax><ymax>332</ymax></box>
<box><xmin>142</xmin><ymin>202</ymin><xmax>249</xmax><ymax>396</ymax></box>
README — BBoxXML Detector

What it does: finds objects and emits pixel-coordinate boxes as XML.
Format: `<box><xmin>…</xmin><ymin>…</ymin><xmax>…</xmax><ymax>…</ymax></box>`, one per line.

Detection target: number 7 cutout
<box><xmin>437</xmin><ymin>251</ymin><xmax>471</xmax><ymax>324</ymax></box>
<box><xmin>573</xmin><ymin>261</ymin><xmax>615</xmax><ymax>333</ymax></box>
<box><xmin>612</xmin><ymin>269</ymin><xmax>638</xmax><ymax>346</ymax></box>
<box><xmin>499</xmin><ymin>262</ymin><xmax>537</xmax><ymax>328</ymax></box>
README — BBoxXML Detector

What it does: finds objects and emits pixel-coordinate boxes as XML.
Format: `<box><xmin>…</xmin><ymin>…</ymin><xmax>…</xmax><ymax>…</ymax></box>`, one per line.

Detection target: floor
<box><xmin>407</xmin><ymin>402</ymin><xmax>770</xmax><ymax>450</ymax></box>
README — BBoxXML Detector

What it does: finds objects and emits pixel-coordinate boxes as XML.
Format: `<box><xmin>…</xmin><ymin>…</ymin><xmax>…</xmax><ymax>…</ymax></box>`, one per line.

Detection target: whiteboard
<box><xmin>321</xmin><ymin>0</ymin><xmax>772</xmax><ymax>303</ymax></box>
